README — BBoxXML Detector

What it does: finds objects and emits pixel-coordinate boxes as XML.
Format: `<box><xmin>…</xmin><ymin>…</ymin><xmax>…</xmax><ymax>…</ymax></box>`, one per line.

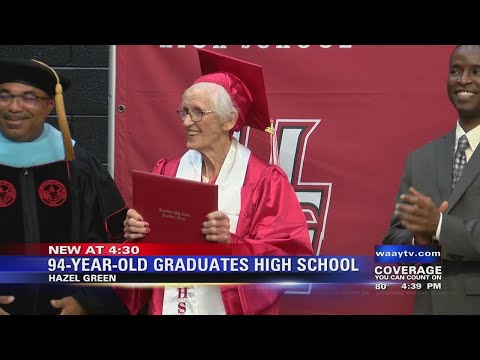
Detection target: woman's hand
<box><xmin>201</xmin><ymin>210</ymin><xmax>231</xmax><ymax>243</ymax></box>
<box><xmin>123</xmin><ymin>208</ymin><xmax>150</xmax><ymax>240</ymax></box>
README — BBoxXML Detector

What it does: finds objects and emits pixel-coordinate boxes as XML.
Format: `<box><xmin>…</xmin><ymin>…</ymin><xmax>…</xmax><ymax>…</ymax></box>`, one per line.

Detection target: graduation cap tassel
<box><xmin>265</xmin><ymin>120</ymin><xmax>279</xmax><ymax>166</ymax></box>
<box><xmin>272</xmin><ymin>128</ymin><xmax>279</xmax><ymax>166</ymax></box>
<box><xmin>31</xmin><ymin>59</ymin><xmax>75</xmax><ymax>161</ymax></box>
<box><xmin>54</xmin><ymin>85</ymin><xmax>75</xmax><ymax>161</ymax></box>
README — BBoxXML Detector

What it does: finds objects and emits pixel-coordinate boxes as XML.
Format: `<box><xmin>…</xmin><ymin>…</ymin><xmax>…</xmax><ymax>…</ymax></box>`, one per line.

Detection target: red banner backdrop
<box><xmin>114</xmin><ymin>45</ymin><xmax>456</xmax><ymax>314</ymax></box>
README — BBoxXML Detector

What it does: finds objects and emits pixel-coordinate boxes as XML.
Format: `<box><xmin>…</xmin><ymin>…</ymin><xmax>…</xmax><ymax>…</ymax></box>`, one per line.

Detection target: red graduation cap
<box><xmin>193</xmin><ymin>49</ymin><xmax>278</xmax><ymax>164</ymax></box>
<box><xmin>194</xmin><ymin>49</ymin><xmax>273</xmax><ymax>133</ymax></box>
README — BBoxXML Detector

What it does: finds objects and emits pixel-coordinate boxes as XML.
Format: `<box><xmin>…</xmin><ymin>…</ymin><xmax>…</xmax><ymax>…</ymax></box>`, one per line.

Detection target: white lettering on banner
<box><xmin>238</xmin><ymin>119</ymin><xmax>331</xmax><ymax>295</ymax></box>
<box><xmin>275</xmin><ymin>120</ymin><xmax>330</xmax><ymax>257</ymax></box>
<box><xmin>159</xmin><ymin>45</ymin><xmax>353</xmax><ymax>49</ymax></box>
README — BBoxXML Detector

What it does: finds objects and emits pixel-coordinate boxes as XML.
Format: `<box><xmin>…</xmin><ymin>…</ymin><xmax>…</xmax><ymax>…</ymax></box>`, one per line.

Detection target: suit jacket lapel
<box><xmin>436</xmin><ymin>131</ymin><xmax>455</xmax><ymax>204</ymax></box>
<box><xmin>448</xmin><ymin>141</ymin><xmax>480</xmax><ymax>212</ymax></box>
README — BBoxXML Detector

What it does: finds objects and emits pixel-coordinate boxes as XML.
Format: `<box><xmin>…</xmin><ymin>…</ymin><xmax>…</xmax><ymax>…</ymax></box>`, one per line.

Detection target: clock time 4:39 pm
<box><xmin>374</xmin><ymin>282</ymin><xmax>441</xmax><ymax>290</ymax></box>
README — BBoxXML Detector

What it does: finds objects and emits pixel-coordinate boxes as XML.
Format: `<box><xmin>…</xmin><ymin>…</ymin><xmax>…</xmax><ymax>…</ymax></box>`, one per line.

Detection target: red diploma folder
<box><xmin>132</xmin><ymin>170</ymin><xmax>218</xmax><ymax>244</ymax></box>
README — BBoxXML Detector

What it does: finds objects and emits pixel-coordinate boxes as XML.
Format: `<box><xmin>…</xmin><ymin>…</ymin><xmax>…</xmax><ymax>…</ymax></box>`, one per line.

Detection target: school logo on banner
<box><xmin>238</xmin><ymin>119</ymin><xmax>331</xmax><ymax>295</ymax></box>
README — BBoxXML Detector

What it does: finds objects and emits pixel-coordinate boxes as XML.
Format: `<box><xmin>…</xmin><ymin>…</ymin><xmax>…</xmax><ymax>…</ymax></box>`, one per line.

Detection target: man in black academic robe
<box><xmin>0</xmin><ymin>58</ymin><xmax>129</xmax><ymax>315</ymax></box>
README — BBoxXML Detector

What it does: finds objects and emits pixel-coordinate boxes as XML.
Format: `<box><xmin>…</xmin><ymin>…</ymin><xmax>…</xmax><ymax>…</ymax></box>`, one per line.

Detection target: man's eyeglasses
<box><xmin>176</xmin><ymin>109</ymin><xmax>214</xmax><ymax>123</ymax></box>
<box><xmin>0</xmin><ymin>93</ymin><xmax>51</xmax><ymax>107</ymax></box>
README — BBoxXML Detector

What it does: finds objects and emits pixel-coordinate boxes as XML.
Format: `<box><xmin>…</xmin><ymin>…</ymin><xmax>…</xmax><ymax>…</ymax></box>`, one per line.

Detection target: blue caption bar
<box><xmin>0</xmin><ymin>255</ymin><xmax>374</xmax><ymax>273</ymax></box>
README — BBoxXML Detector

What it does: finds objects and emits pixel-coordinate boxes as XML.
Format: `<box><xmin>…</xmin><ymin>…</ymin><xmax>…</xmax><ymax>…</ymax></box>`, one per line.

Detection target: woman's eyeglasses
<box><xmin>176</xmin><ymin>109</ymin><xmax>214</xmax><ymax>122</ymax></box>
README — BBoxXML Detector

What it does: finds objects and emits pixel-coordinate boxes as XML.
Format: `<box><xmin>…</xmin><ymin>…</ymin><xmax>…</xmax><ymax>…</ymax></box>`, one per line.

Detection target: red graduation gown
<box><xmin>117</xmin><ymin>152</ymin><xmax>312</xmax><ymax>314</ymax></box>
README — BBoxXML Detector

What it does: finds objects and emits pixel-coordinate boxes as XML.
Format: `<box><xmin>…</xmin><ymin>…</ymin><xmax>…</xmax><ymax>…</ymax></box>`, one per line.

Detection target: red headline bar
<box><xmin>0</xmin><ymin>243</ymin><xmax>234</xmax><ymax>256</ymax></box>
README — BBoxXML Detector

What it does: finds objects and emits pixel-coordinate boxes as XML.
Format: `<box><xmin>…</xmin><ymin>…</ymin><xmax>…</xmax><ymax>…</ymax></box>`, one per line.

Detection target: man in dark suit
<box><xmin>384</xmin><ymin>45</ymin><xmax>480</xmax><ymax>314</ymax></box>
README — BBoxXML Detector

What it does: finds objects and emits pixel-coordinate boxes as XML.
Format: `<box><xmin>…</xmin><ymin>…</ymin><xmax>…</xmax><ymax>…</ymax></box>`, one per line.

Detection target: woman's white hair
<box><xmin>184</xmin><ymin>82</ymin><xmax>238</xmax><ymax>124</ymax></box>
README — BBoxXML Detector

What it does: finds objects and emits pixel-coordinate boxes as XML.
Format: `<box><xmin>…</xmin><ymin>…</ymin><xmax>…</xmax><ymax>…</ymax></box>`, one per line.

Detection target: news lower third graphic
<box><xmin>374</xmin><ymin>245</ymin><xmax>442</xmax><ymax>291</ymax></box>
<box><xmin>0</xmin><ymin>244</ymin><xmax>442</xmax><ymax>289</ymax></box>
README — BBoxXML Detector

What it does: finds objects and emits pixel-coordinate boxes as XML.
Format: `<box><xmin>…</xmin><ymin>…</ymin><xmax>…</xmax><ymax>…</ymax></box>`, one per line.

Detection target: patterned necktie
<box><xmin>452</xmin><ymin>134</ymin><xmax>470</xmax><ymax>189</ymax></box>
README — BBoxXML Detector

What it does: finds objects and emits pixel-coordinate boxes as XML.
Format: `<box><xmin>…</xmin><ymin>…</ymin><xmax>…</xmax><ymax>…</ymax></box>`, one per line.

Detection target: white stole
<box><xmin>162</xmin><ymin>139</ymin><xmax>251</xmax><ymax>315</ymax></box>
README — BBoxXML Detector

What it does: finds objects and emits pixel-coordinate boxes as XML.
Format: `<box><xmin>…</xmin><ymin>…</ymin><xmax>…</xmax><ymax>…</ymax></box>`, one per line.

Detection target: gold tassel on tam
<box><xmin>31</xmin><ymin>59</ymin><xmax>75</xmax><ymax>161</ymax></box>
<box><xmin>265</xmin><ymin>120</ymin><xmax>279</xmax><ymax>166</ymax></box>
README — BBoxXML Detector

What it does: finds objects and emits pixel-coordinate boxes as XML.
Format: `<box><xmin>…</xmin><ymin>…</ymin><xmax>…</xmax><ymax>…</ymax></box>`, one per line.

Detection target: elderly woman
<box><xmin>120</xmin><ymin>49</ymin><xmax>313</xmax><ymax>315</ymax></box>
